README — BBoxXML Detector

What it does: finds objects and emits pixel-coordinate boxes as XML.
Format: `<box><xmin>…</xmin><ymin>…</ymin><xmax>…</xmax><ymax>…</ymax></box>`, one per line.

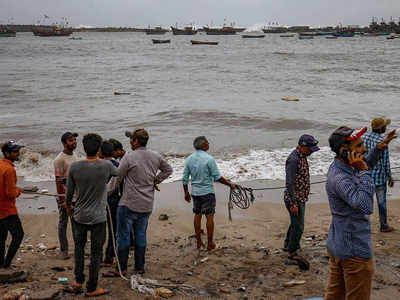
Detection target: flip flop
<box><xmin>85</xmin><ymin>288</ymin><xmax>110</xmax><ymax>297</ymax></box>
<box><xmin>288</xmin><ymin>255</ymin><xmax>310</xmax><ymax>271</ymax></box>
<box><xmin>102</xmin><ymin>270</ymin><xmax>126</xmax><ymax>278</ymax></box>
<box><xmin>64</xmin><ymin>282</ymin><xmax>83</xmax><ymax>294</ymax></box>
<box><xmin>208</xmin><ymin>243</ymin><xmax>221</xmax><ymax>252</ymax></box>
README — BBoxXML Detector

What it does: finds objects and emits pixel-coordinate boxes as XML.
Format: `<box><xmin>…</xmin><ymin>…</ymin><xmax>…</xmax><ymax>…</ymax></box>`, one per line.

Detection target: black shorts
<box><xmin>192</xmin><ymin>193</ymin><xmax>216</xmax><ymax>215</ymax></box>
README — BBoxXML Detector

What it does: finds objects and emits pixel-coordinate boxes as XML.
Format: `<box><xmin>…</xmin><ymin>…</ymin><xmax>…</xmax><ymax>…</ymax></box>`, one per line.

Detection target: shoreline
<box><xmin>17</xmin><ymin>175</ymin><xmax>400</xmax><ymax>216</ymax></box>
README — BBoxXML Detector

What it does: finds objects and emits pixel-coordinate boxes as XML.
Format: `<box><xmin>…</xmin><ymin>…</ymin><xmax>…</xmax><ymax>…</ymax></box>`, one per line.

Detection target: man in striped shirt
<box><xmin>363</xmin><ymin>118</ymin><xmax>394</xmax><ymax>232</ymax></box>
<box><xmin>325</xmin><ymin>126</ymin><xmax>397</xmax><ymax>300</ymax></box>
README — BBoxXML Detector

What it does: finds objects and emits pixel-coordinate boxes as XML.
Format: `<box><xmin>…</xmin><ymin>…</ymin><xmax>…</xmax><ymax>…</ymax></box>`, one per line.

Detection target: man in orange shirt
<box><xmin>0</xmin><ymin>141</ymin><xmax>24</xmax><ymax>268</ymax></box>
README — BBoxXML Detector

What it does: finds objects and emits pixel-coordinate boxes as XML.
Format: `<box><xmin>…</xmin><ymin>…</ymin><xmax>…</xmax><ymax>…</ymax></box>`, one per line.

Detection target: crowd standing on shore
<box><xmin>0</xmin><ymin>117</ymin><xmax>397</xmax><ymax>299</ymax></box>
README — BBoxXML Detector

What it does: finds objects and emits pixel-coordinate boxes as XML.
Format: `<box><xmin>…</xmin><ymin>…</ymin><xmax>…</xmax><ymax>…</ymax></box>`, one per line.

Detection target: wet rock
<box><xmin>22</xmin><ymin>186</ymin><xmax>39</xmax><ymax>192</ymax></box>
<box><xmin>29</xmin><ymin>288</ymin><xmax>61</xmax><ymax>300</ymax></box>
<box><xmin>3</xmin><ymin>289</ymin><xmax>25</xmax><ymax>300</ymax></box>
<box><xmin>158</xmin><ymin>214</ymin><xmax>169</xmax><ymax>221</ymax></box>
<box><xmin>238</xmin><ymin>286</ymin><xmax>246</xmax><ymax>292</ymax></box>
<box><xmin>0</xmin><ymin>270</ymin><xmax>29</xmax><ymax>283</ymax></box>
<box><xmin>220</xmin><ymin>287</ymin><xmax>231</xmax><ymax>294</ymax></box>
<box><xmin>50</xmin><ymin>267</ymin><xmax>65</xmax><ymax>272</ymax></box>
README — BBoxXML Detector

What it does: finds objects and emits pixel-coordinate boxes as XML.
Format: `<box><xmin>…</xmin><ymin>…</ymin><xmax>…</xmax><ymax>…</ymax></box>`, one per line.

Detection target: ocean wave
<box><xmin>15</xmin><ymin>146</ymin><xmax>400</xmax><ymax>184</ymax></box>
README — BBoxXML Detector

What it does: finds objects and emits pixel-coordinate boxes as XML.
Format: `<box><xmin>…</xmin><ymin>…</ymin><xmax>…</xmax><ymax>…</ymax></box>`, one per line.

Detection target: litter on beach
<box><xmin>281</xmin><ymin>97</ymin><xmax>300</xmax><ymax>101</ymax></box>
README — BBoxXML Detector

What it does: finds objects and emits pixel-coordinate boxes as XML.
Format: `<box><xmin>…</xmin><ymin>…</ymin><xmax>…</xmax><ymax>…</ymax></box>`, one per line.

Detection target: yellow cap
<box><xmin>371</xmin><ymin>118</ymin><xmax>391</xmax><ymax>130</ymax></box>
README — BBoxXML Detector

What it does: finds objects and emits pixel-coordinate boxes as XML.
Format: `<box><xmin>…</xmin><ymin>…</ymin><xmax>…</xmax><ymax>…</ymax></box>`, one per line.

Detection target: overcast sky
<box><xmin>1</xmin><ymin>0</ymin><xmax>400</xmax><ymax>27</ymax></box>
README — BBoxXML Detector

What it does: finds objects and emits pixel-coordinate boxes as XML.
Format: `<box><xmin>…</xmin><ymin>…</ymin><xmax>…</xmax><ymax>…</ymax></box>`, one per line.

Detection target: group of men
<box><xmin>285</xmin><ymin>117</ymin><xmax>396</xmax><ymax>300</ymax></box>
<box><xmin>0</xmin><ymin>116</ymin><xmax>397</xmax><ymax>299</ymax></box>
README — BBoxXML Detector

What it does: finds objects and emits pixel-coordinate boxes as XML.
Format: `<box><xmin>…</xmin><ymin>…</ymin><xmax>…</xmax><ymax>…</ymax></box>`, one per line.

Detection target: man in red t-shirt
<box><xmin>0</xmin><ymin>141</ymin><xmax>24</xmax><ymax>268</ymax></box>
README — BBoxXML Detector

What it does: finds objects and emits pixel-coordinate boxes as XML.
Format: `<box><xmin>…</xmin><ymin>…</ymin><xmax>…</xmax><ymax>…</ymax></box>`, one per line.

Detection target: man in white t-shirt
<box><xmin>53</xmin><ymin>132</ymin><xmax>78</xmax><ymax>259</ymax></box>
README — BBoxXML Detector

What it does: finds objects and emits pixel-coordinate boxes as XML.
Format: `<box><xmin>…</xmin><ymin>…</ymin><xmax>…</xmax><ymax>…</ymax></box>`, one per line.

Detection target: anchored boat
<box><xmin>32</xmin><ymin>25</ymin><xmax>73</xmax><ymax>36</ymax></box>
<box><xmin>191</xmin><ymin>40</ymin><xmax>218</xmax><ymax>45</ymax></box>
<box><xmin>171</xmin><ymin>26</ymin><xmax>197</xmax><ymax>35</ymax></box>
<box><xmin>0</xmin><ymin>26</ymin><xmax>16</xmax><ymax>37</ymax></box>
<box><xmin>242</xmin><ymin>34</ymin><xmax>265</xmax><ymax>38</ymax></box>
<box><xmin>152</xmin><ymin>39</ymin><xmax>171</xmax><ymax>44</ymax></box>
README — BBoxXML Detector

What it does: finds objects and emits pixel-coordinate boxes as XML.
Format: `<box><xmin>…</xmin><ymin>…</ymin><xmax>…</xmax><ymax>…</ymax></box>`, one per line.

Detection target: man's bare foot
<box><xmin>60</xmin><ymin>251</ymin><xmax>71</xmax><ymax>260</ymax></box>
<box><xmin>197</xmin><ymin>239</ymin><xmax>205</xmax><ymax>249</ymax></box>
<box><xmin>207</xmin><ymin>242</ymin><xmax>217</xmax><ymax>251</ymax></box>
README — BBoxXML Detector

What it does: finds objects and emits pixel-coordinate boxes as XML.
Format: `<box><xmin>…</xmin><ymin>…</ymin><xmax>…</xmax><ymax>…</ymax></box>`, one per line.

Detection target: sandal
<box><xmin>85</xmin><ymin>288</ymin><xmax>110</xmax><ymax>297</ymax></box>
<box><xmin>288</xmin><ymin>254</ymin><xmax>310</xmax><ymax>271</ymax></box>
<box><xmin>102</xmin><ymin>270</ymin><xmax>127</xmax><ymax>278</ymax></box>
<box><xmin>64</xmin><ymin>282</ymin><xmax>83</xmax><ymax>294</ymax></box>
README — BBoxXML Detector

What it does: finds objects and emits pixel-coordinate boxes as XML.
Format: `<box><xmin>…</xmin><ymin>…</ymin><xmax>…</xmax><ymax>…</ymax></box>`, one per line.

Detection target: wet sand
<box><xmin>2</xmin><ymin>178</ymin><xmax>400</xmax><ymax>299</ymax></box>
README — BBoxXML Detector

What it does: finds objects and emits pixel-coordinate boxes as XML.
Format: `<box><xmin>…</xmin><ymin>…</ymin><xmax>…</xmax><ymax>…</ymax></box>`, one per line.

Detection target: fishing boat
<box><xmin>191</xmin><ymin>40</ymin><xmax>218</xmax><ymax>45</ymax></box>
<box><xmin>298</xmin><ymin>35</ymin><xmax>314</xmax><ymax>40</ymax></box>
<box><xmin>32</xmin><ymin>25</ymin><xmax>73</xmax><ymax>36</ymax></box>
<box><xmin>314</xmin><ymin>31</ymin><xmax>335</xmax><ymax>36</ymax></box>
<box><xmin>280</xmin><ymin>34</ymin><xmax>294</xmax><ymax>37</ymax></box>
<box><xmin>152</xmin><ymin>39</ymin><xmax>171</xmax><ymax>44</ymax></box>
<box><xmin>262</xmin><ymin>27</ymin><xmax>288</xmax><ymax>34</ymax></box>
<box><xmin>0</xmin><ymin>26</ymin><xmax>16</xmax><ymax>37</ymax></box>
<box><xmin>333</xmin><ymin>32</ymin><xmax>355</xmax><ymax>37</ymax></box>
<box><xmin>171</xmin><ymin>26</ymin><xmax>197</xmax><ymax>35</ymax></box>
<box><xmin>242</xmin><ymin>34</ymin><xmax>265</xmax><ymax>38</ymax></box>
<box><xmin>326</xmin><ymin>36</ymin><xmax>338</xmax><ymax>39</ymax></box>
<box><xmin>145</xmin><ymin>26</ymin><xmax>168</xmax><ymax>35</ymax></box>
<box><xmin>203</xmin><ymin>26</ymin><xmax>236</xmax><ymax>35</ymax></box>
<box><xmin>387</xmin><ymin>35</ymin><xmax>399</xmax><ymax>40</ymax></box>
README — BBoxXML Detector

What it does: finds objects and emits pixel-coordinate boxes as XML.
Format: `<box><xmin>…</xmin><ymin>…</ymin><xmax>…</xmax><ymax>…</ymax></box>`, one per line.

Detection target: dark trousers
<box><xmin>0</xmin><ymin>214</ymin><xmax>24</xmax><ymax>268</ymax></box>
<box><xmin>116</xmin><ymin>206</ymin><xmax>150</xmax><ymax>272</ymax></box>
<box><xmin>72</xmin><ymin>219</ymin><xmax>106</xmax><ymax>293</ymax></box>
<box><xmin>284</xmin><ymin>201</ymin><xmax>305</xmax><ymax>254</ymax></box>
<box><xmin>104</xmin><ymin>198</ymin><xmax>118</xmax><ymax>264</ymax></box>
<box><xmin>58</xmin><ymin>207</ymin><xmax>71</xmax><ymax>253</ymax></box>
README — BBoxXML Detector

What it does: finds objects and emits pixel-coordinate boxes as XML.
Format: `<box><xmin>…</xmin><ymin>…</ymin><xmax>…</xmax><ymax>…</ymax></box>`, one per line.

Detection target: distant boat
<box><xmin>191</xmin><ymin>40</ymin><xmax>218</xmax><ymax>45</ymax></box>
<box><xmin>298</xmin><ymin>32</ymin><xmax>315</xmax><ymax>37</ymax></box>
<box><xmin>145</xmin><ymin>26</ymin><xmax>168</xmax><ymax>35</ymax></box>
<box><xmin>33</xmin><ymin>25</ymin><xmax>73</xmax><ymax>37</ymax></box>
<box><xmin>280</xmin><ymin>34</ymin><xmax>294</xmax><ymax>37</ymax></box>
<box><xmin>365</xmin><ymin>32</ymin><xmax>390</xmax><ymax>37</ymax></box>
<box><xmin>326</xmin><ymin>36</ymin><xmax>338</xmax><ymax>39</ymax></box>
<box><xmin>387</xmin><ymin>35</ymin><xmax>399</xmax><ymax>40</ymax></box>
<box><xmin>298</xmin><ymin>35</ymin><xmax>314</xmax><ymax>40</ymax></box>
<box><xmin>333</xmin><ymin>32</ymin><xmax>355</xmax><ymax>37</ymax></box>
<box><xmin>242</xmin><ymin>34</ymin><xmax>265</xmax><ymax>38</ymax></box>
<box><xmin>262</xmin><ymin>27</ymin><xmax>288</xmax><ymax>34</ymax></box>
<box><xmin>203</xmin><ymin>26</ymin><xmax>236</xmax><ymax>35</ymax></box>
<box><xmin>314</xmin><ymin>31</ymin><xmax>335</xmax><ymax>36</ymax></box>
<box><xmin>0</xmin><ymin>26</ymin><xmax>16</xmax><ymax>37</ymax></box>
<box><xmin>171</xmin><ymin>26</ymin><xmax>197</xmax><ymax>35</ymax></box>
<box><xmin>152</xmin><ymin>39</ymin><xmax>171</xmax><ymax>44</ymax></box>
<box><xmin>69</xmin><ymin>37</ymin><xmax>82</xmax><ymax>40</ymax></box>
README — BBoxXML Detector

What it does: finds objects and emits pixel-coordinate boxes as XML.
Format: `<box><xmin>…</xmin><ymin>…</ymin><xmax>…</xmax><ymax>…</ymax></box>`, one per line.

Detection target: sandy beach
<box><xmin>2</xmin><ymin>177</ymin><xmax>400</xmax><ymax>299</ymax></box>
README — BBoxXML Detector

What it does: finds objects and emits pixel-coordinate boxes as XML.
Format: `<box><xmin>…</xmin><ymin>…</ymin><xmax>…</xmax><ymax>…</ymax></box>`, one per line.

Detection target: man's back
<box><xmin>119</xmin><ymin>147</ymin><xmax>172</xmax><ymax>213</ymax></box>
<box><xmin>66</xmin><ymin>160</ymin><xmax>118</xmax><ymax>225</ymax></box>
<box><xmin>363</xmin><ymin>131</ymin><xmax>390</xmax><ymax>185</ymax></box>
<box><xmin>0</xmin><ymin>158</ymin><xmax>19</xmax><ymax>219</ymax></box>
<box><xmin>182</xmin><ymin>150</ymin><xmax>221</xmax><ymax>196</ymax></box>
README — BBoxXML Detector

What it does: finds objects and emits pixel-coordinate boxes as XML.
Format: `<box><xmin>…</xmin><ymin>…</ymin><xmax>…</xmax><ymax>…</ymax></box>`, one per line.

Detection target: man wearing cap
<box><xmin>283</xmin><ymin>134</ymin><xmax>320</xmax><ymax>267</ymax></box>
<box><xmin>106</xmin><ymin>129</ymin><xmax>173</xmax><ymax>276</ymax></box>
<box><xmin>54</xmin><ymin>132</ymin><xmax>79</xmax><ymax>260</ymax></box>
<box><xmin>325</xmin><ymin>126</ymin><xmax>396</xmax><ymax>300</ymax></box>
<box><xmin>0</xmin><ymin>141</ymin><xmax>24</xmax><ymax>268</ymax></box>
<box><xmin>363</xmin><ymin>118</ymin><xmax>394</xmax><ymax>233</ymax></box>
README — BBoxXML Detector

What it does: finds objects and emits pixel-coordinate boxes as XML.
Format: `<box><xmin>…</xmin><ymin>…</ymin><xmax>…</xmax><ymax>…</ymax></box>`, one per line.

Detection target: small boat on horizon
<box><xmin>152</xmin><ymin>39</ymin><xmax>171</xmax><ymax>44</ymax></box>
<box><xmin>171</xmin><ymin>26</ymin><xmax>197</xmax><ymax>35</ymax></box>
<box><xmin>326</xmin><ymin>36</ymin><xmax>338</xmax><ymax>39</ymax></box>
<box><xmin>32</xmin><ymin>25</ymin><xmax>73</xmax><ymax>36</ymax></box>
<box><xmin>191</xmin><ymin>40</ymin><xmax>218</xmax><ymax>45</ymax></box>
<box><xmin>0</xmin><ymin>26</ymin><xmax>16</xmax><ymax>37</ymax></box>
<box><xmin>242</xmin><ymin>34</ymin><xmax>265</xmax><ymax>38</ymax></box>
<box><xmin>145</xmin><ymin>26</ymin><xmax>168</xmax><ymax>35</ymax></box>
<box><xmin>280</xmin><ymin>34</ymin><xmax>294</xmax><ymax>38</ymax></box>
<box><xmin>203</xmin><ymin>26</ymin><xmax>236</xmax><ymax>35</ymax></box>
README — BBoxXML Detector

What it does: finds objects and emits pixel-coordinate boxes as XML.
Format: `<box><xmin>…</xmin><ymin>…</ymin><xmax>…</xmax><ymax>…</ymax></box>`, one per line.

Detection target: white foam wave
<box><xmin>15</xmin><ymin>147</ymin><xmax>400</xmax><ymax>184</ymax></box>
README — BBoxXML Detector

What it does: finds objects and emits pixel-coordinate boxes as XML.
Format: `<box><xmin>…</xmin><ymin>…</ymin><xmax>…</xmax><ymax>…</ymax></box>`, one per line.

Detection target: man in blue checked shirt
<box><xmin>325</xmin><ymin>126</ymin><xmax>396</xmax><ymax>300</ymax></box>
<box><xmin>363</xmin><ymin>118</ymin><xmax>394</xmax><ymax>233</ymax></box>
<box><xmin>183</xmin><ymin>136</ymin><xmax>236</xmax><ymax>251</ymax></box>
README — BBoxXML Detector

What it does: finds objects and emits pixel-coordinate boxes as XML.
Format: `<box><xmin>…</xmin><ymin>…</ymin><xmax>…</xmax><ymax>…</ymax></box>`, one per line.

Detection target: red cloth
<box><xmin>0</xmin><ymin>158</ymin><xmax>21</xmax><ymax>219</ymax></box>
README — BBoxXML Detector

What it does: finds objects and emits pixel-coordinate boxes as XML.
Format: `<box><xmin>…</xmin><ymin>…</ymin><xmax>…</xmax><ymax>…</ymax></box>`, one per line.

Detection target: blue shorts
<box><xmin>192</xmin><ymin>193</ymin><xmax>216</xmax><ymax>215</ymax></box>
